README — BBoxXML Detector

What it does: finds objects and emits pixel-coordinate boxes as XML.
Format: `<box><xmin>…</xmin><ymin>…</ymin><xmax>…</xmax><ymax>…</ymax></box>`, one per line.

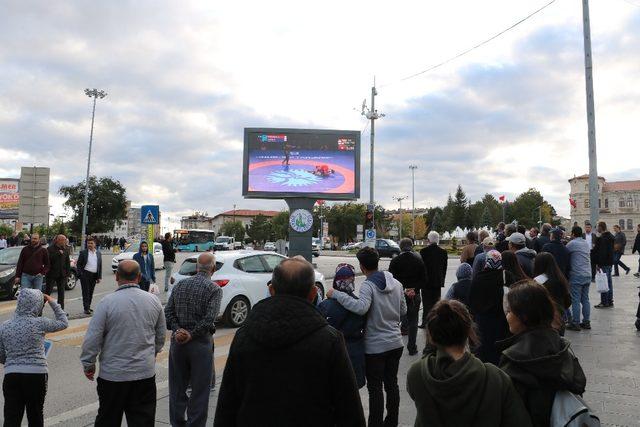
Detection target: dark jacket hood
<box><xmin>244</xmin><ymin>295</ymin><xmax>328</xmax><ymax>349</ymax></box>
<box><xmin>368</xmin><ymin>271</ymin><xmax>390</xmax><ymax>292</ymax></box>
<box><xmin>497</xmin><ymin>328</ymin><xmax>586</xmax><ymax>394</ymax></box>
<box><xmin>515</xmin><ymin>248</ymin><xmax>537</xmax><ymax>259</ymax></box>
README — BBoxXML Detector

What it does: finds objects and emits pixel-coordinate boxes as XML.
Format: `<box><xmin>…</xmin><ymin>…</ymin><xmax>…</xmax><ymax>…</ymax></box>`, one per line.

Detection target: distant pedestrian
<box><xmin>77</xmin><ymin>237</ymin><xmax>102</xmax><ymax>315</ymax></box>
<box><xmin>444</xmin><ymin>263</ymin><xmax>472</xmax><ymax>307</ymax></box>
<box><xmin>407</xmin><ymin>300</ymin><xmax>531</xmax><ymax>427</ymax></box>
<box><xmin>583</xmin><ymin>221</ymin><xmax>597</xmax><ymax>280</ymax></box>
<box><xmin>468</xmin><ymin>250</ymin><xmax>509</xmax><ymax>365</ymax></box>
<box><xmin>0</xmin><ymin>235</ymin><xmax>6</xmax><ymax>249</ymax></box>
<box><xmin>133</xmin><ymin>241</ymin><xmax>155</xmax><ymax>292</ymax></box>
<box><xmin>119</xmin><ymin>237</ymin><xmax>126</xmax><ymax>250</ymax></box>
<box><xmin>14</xmin><ymin>233</ymin><xmax>49</xmax><ymax>290</ymax></box>
<box><xmin>0</xmin><ymin>289</ymin><xmax>68</xmax><ymax>426</ymax></box>
<box><xmin>566</xmin><ymin>226</ymin><xmax>592</xmax><ymax>331</ymax></box>
<box><xmin>327</xmin><ymin>247</ymin><xmax>406</xmax><ymax>427</ymax></box>
<box><xmin>517</xmin><ymin>224</ymin><xmax>533</xmax><ymax>249</ymax></box>
<box><xmin>496</xmin><ymin>223</ymin><xmax>516</xmax><ymax>253</ymax></box>
<box><xmin>388</xmin><ymin>238</ymin><xmax>427</xmax><ymax>356</ymax></box>
<box><xmin>318</xmin><ymin>263</ymin><xmax>366</xmax><ymax>388</ymax></box>
<box><xmin>215</xmin><ymin>257</ymin><xmax>365</xmax><ymax>426</ymax></box>
<box><xmin>80</xmin><ymin>260</ymin><xmax>166</xmax><ymax>427</ymax></box>
<box><xmin>612</xmin><ymin>224</ymin><xmax>630</xmax><ymax>276</ymax></box>
<box><xmin>474</xmin><ymin>230</ymin><xmax>490</xmax><ymax>257</ymax></box>
<box><xmin>419</xmin><ymin>231</ymin><xmax>448</xmax><ymax>330</ymax></box>
<box><xmin>7</xmin><ymin>232</ymin><xmax>18</xmax><ymax>247</ymax></box>
<box><xmin>533</xmin><ymin>223</ymin><xmax>552</xmax><ymax>253</ymax></box>
<box><xmin>632</xmin><ymin>224</ymin><xmax>640</xmax><ymax>277</ymax></box>
<box><xmin>501</xmin><ymin>250</ymin><xmax>529</xmax><ymax>286</ymax></box>
<box><xmin>594</xmin><ymin>221</ymin><xmax>615</xmax><ymax>308</ymax></box>
<box><xmin>44</xmin><ymin>234</ymin><xmax>70</xmax><ymax>310</ymax></box>
<box><xmin>508</xmin><ymin>232</ymin><xmax>536</xmax><ymax>278</ymax></box>
<box><xmin>460</xmin><ymin>231</ymin><xmax>478</xmax><ymax>266</ymax></box>
<box><xmin>497</xmin><ymin>281</ymin><xmax>586</xmax><ymax>427</ymax></box>
<box><xmin>165</xmin><ymin>252</ymin><xmax>222</xmax><ymax>427</ymax></box>
<box><xmin>472</xmin><ymin>236</ymin><xmax>496</xmax><ymax>279</ymax></box>
<box><xmin>162</xmin><ymin>233</ymin><xmax>176</xmax><ymax>292</ymax></box>
<box><xmin>541</xmin><ymin>228</ymin><xmax>570</xmax><ymax>279</ymax></box>
<box><xmin>532</xmin><ymin>253</ymin><xmax>571</xmax><ymax>335</ymax></box>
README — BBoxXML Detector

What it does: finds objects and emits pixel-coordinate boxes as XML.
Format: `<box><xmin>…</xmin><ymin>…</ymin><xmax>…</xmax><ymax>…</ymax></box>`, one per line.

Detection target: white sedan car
<box><xmin>169</xmin><ymin>250</ymin><xmax>325</xmax><ymax>327</ymax></box>
<box><xmin>111</xmin><ymin>242</ymin><xmax>164</xmax><ymax>273</ymax></box>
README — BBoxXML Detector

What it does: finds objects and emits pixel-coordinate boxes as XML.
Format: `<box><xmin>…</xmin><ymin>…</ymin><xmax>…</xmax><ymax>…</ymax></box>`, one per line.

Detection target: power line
<box><xmin>381</xmin><ymin>0</ymin><xmax>558</xmax><ymax>87</ymax></box>
<box><xmin>621</xmin><ymin>0</ymin><xmax>640</xmax><ymax>8</ymax></box>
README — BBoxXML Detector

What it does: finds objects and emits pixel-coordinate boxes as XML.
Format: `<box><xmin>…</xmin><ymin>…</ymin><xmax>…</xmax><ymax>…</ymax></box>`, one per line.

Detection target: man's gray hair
<box><xmin>196</xmin><ymin>252</ymin><xmax>216</xmax><ymax>272</ymax></box>
<box><xmin>399</xmin><ymin>238</ymin><xmax>413</xmax><ymax>251</ymax></box>
<box><xmin>427</xmin><ymin>231</ymin><xmax>440</xmax><ymax>244</ymax></box>
<box><xmin>117</xmin><ymin>261</ymin><xmax>140</xmax><ymax>282</ymax></box>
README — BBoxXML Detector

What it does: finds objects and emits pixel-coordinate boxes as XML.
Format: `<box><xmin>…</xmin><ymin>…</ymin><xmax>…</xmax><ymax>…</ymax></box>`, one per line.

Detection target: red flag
<box><xmin>499</xmin><ymin>195</ymin><xmax>505</xmax><ymax>202</ymax></box>
<box><xmin>569</xmin><ymin>198</ymin><xmax>577</xmax><ymax>208</ymax></box>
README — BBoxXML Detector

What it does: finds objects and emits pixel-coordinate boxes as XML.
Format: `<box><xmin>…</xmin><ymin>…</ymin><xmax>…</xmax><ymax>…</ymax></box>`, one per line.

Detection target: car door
<box><xmin>376</xmin><ymin>240</ymin><xmax>389</xmax><ymax>257</ymax></box>
<box><xmin>234</xmin><ymin>255</ymin><xmax>272</xmax><ymax>305</ymax></box>
<box><xmin>153</xmin><ymin>243</ymin><xmax>164</xmax><ymax>269</ymax></box>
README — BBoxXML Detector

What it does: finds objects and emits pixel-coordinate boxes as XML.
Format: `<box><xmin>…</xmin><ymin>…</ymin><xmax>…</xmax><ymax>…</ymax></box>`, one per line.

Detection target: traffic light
<box><xmin>365</xmin><ymin>210</ymin><xmax>374</xmax><ymax>230</ymax></box>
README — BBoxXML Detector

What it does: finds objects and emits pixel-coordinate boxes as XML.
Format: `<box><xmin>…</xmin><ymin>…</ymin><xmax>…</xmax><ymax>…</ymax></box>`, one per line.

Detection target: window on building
<box><xmin>619</xmin><ymin>219</ymin><xmax>625</xmax><ymax>230</ymax></box>
<box><xmin>627</xmin><ymin>196</ymin><xmax>633</xmax><ymax>207</ymax></box>
<box><xmin>605</xmin><ymin>198</ymin><xmax>609</xmax><ymax>208</ymax></box>
<box><xmin>584</xmin><ymin>199</ymin><xmax>590</xmax><ymax>208</ymax></box>
<box><xmin>627</xmin><ymin>219</ymin><xmax>633</xmax><ymax>230</ymax></box>
<box><xmin>598</xmin><ymin>199</ymin><xmax>601</xmax><ymax>208</ymax></box>
<box><xmin>619</xmin><ymin>198</ymin><xmax>626</xmax><ymax>208</ymax></box>
<box><xmin>584</xmin><ymin>184</ymin><xmax>588</xmax><ymax>191</ymax></box>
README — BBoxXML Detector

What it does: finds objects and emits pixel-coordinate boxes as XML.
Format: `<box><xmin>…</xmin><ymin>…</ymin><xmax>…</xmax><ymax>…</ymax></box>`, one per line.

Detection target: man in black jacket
<box><xmin>389</xmin><ymin>238</ymin><xmax>427</xmax><ymax>355</ymax></box>
<box><xmin>419</xmin><ymin>231</ymin><xmax>448</xmax><ymax>329</ymax></box>
<box><xmin>161</xmin><ymin>232</ymin><xmax>176</xmax><ymax>292</ymax></box>
<box><xmin>632</xmin><ymin>224</ymin><xmax>640</xmax><ymax>278</ymax></box>
<box><xmin>541</xmin><ymin>228</ymin><xmax>570</xmax><ymax>279</ymax></box>
<box><xmin>76</xmin><ymin>237</ymin><xmax>102</xmax><ymax>315</ymax></box>
<box><xmin>44</xmin><ymin>235</ymin><xmax>70</xmax><ymax>310</ymax></box>
<box><xmin>214</xmin><ymin>258</ymin><xmax>365</xmax><ymax>427</ymax></box>
<box><xmin>612</xmin><ymin>224</ymin><xmax>630</xmax><ymax>276</ymax></box>
<box><xmin>594</xmin><ymin>221</ymin><xmax>615</xmax><ymax>308</ymax></box>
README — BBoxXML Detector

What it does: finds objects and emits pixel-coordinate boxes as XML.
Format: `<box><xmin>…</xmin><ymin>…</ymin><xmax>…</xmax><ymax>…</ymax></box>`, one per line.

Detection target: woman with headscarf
<box><xmin>318</xmin><ymin>264</ymin><xmax>366</xmax><ymax>388</ymax></box>
<box><xmin>444</xmin><ymin>263</ymin><xmax>473</xmax><ymax>307</ymax></box>
<box><xmin>468</xmin><ymin>250</ymin><xmax>510</xmax><ymax>365</ymax></box>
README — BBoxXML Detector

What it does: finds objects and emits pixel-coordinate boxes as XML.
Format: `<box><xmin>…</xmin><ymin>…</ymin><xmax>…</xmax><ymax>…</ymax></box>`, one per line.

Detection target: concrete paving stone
<box><xmin>590</xmin><ymin>374</ymin><xmax>637</xmax><ymax>388</ymax></box>
<box><xmin>586</xmin><ymin>382</ymin><xmax>612</xmax><ymax>393</ymax></box>
<box><xmin>597</xmin><ymin>411</ymin><xmax>640</xmax><ymax>427</ymax></box>
<box><xmin>609</xmin><ymin>384</ymin><xmax>640</xmax><ymax>397</ymax></box>
<box><xmin>603</xmin><ymin>400</ymin><xmax>640</xmax><ymax>415</ymax></box>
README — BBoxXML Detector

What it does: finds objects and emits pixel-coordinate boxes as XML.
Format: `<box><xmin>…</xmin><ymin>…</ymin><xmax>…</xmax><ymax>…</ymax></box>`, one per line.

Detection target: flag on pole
<box><xmin>499</xmin><ymin>195</ymin><xmax>506</xmax><ymax>202</ymax></box>
<box><xmin>569</xmin><ymin>197</ymin><xmax>577</xmax><ymax>208</ymax></box>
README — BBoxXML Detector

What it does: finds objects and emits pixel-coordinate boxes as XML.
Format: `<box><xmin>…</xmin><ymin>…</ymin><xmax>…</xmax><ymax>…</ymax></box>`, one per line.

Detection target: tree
<box><xmin>270</xmin><ymin>211</ymin><xmax>289</xmax><ymax>240</ymax></box>
<box><xmin>0</xmin><ymin>224</ymin><xmax>13</xmax><ymax>238</ymax></box>
<box><xmin>451</xmin><ymin>185</ymin><xmax>470</xmax><ymax>228</ymax></box>
<box><xmin>59</xmin><ymin>176</ymin><xmax>127</xmax><ymax>236</ymax></box>
<box><xmin>509</xmin><ymin>188</ymin><xmax>557</xmax><ymax>228</ymax></box>
<box><xmin>220</xmin><ymin>221</ymin><xmax>246</xmax><ymax>241</ymax></box>
<box><xmin>247</xmin><ymin>214</ymin><xmax>272</xmax><ymax>243</ymax></box>
<box><xmin>480</xmin><ymin>206</ymin><xmax>493</xmax><ymax>228</ymax></box>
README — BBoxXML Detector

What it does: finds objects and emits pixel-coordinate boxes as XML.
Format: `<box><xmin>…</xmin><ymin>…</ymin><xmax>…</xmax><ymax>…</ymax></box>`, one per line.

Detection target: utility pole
<box><xmin>409</xmin><ymin>165</ymin><xmax>417</xmax><ymax>239</ymax></box>
<box><xmin>362</xmin><ymin>78</ymin><xmax>385</xmax><ymax>207</ymax></box>
<box><xmin>393</xmin><ymin>196</ymin><xmax>408</xmax><ymax>240</ymax></box>
<box><xmin>582</xmin><ymin>0</ymin><xmax>599</xmax><ymax>226</ymax></box>
<box><xmin>81</xmin><ymin>88</ymin><xmax>107</xmax><ymax>250</ymax></box>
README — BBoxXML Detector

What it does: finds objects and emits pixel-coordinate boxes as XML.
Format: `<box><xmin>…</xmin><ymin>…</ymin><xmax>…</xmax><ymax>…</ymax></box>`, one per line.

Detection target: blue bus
<box><xmin>174</xmin><ymin>229</ymin><xmax>216</xmax><ymax>252</ymax></box>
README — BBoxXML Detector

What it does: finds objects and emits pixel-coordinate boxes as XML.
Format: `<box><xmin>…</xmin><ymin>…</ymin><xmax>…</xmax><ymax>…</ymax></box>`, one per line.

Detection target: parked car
<box><xmin>342</xmin><ymin>241</ymin><xmax>364</xmax><ymax>251</ymax></box>
<box><xmin>169</xmin><ymin>250</ymin><xmax>325</xmax><ymax>327</ymax></box>
<box><xmin>0</xmin><ymin>246</ymin><xmax>78</xmax><ymax>300</ymax></box>
<box><xmin>214</xmin><ymin>236</ymin><xmax>235</xmax><ymax>251</ymax></box>
<box><xmin>111</xmin><ymin>242</ymin><xmax>164</xmax><ymax>273</ymax></box>
<box><xmin>375</xmin><ymin>239</ymin><xmax>401</xmax><ymax>258</ymax></box>
<box><xmin>284</xmin><ymin>238</ymin><xmax>320</xmax><ymax>257</ymax></box>
<box><xmin>263</xmin><ymin>242</ymin><xmax>276</xmax><ymax>251</ymax></box>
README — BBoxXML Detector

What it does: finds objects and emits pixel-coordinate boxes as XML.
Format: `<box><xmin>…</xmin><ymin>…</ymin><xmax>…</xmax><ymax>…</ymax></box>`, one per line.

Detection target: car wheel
<box><xmin>315</xmin><ymin>282</ymin><xmax>325</xmax><ymax>300</ymax></box>
<box><xmin>224</xmin><ymin>296</ymin><xmax>251</xmax><ymax>328</ymax></box>
<box><xmin>65</xmin><ymin>271</ymin><xmax>78</xmax><ymax>290</ymax></box>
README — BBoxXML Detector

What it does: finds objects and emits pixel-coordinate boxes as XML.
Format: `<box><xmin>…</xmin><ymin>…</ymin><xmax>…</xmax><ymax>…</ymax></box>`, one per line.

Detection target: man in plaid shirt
<box><xmin>165</xmin><ymin>252</ymin><xmax>222</xmax><ymax>427</ymax></box>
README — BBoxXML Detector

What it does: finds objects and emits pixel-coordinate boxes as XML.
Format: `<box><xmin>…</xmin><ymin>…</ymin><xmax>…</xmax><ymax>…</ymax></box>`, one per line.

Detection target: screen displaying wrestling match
<box><xmin>243</xmin><ymin>128</ymin><xmax>360</xmax><ymax>200</ymax></box>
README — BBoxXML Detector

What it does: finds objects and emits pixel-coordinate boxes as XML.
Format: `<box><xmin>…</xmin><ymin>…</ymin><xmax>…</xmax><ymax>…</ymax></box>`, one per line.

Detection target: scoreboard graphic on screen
<box><xmin>243</xmin><ymin>128</ymin><xmax>360</xmax><ymax>200</ymax></box>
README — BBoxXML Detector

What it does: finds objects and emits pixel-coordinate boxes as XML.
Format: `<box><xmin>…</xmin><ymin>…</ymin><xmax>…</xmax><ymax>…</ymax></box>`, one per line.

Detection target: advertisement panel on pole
<box><xmin>18</xmin><ymin>167</ymin><xmax>50</xmax><ymax>225</ymax></box>
<box><xmin>243</xmin><ymin>128</ymin><xmax>360</xmax><ymax>200</ymax></box>
<box><xmin>0</xmin><ymin>179</ymin><xmax>19</xmax><ymax>219</ymax></box>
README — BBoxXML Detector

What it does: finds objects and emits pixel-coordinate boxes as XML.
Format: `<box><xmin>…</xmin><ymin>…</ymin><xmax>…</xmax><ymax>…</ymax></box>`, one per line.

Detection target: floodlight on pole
<box><xmin>393</xmin><ymin>195</ymin><xmax>408</xmax><ymax>240</ymax></box>
<box><xmin>81</xmin><ymin>88</ymin><xmax>107</xmax><ymax>250</ymax></box>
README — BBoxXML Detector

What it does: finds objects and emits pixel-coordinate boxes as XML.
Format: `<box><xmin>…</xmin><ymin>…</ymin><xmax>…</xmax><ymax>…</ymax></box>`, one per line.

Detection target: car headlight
<box><xmin>0</xmin><ymin>267</ymin><xmax>16</xmax><ymax>279</ymax></box>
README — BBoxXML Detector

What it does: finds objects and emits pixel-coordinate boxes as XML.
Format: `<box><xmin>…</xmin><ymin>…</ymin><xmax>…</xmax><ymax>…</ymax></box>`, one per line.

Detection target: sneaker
<box><xmin>580</xmin><ymin>321</ymin><xmax>591</xmax><ymax>330</ymax></box>
<box><xmin>418</xmin><ymin>324</ymin><xmax>426</xmax><ymax>329</ymax></box>
<box><xmin>84</xmin><ymin>309</ymin><xmax>92</xmax><ymax>315</ymax></box>
<box><xmin>594</xmin><ymin>303</ymin><xmax>607</xmax><ymax>309</ymax></box>
<box><xmin>566</xmin><ymin>323</ymin><xmax>581</xmax><ymax>331</ymax></box>
<box><xmin>626</xmin><ymin>269</ymin><xmax>631</xmax><ymax>275</ymax></box>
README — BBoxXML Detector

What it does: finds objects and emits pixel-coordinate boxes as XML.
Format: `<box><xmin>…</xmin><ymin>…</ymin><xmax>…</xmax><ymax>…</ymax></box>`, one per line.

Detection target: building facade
<box><xmin>180</xmin><ymin>214</ymin><xmax>215</xmax><ymax>230</ymax></box>
<box><xmin>211</xmin><ymin>209</ymin><xmax>279</xmax><ymax>235</ymax></box>
<box><xmin>569</xmin><ymin>175</ymin><xmax>640</xmax><ymax>240</ymax></box>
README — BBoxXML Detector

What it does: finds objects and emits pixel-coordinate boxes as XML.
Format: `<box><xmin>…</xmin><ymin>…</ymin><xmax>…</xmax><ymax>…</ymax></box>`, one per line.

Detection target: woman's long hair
<box><xmin>501</xmin><ymin>250</ymin><xmax>529</xmax><ymax>282</ymax></box>
<box><xmin>533</xmin><ymin>252</ymin><xmax>571</xmax><ymax>308</ymax></box>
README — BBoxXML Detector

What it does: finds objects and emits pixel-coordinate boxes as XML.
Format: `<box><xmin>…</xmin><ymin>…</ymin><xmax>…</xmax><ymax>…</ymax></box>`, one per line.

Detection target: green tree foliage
<box><xmin>247</xmin><ymin>214</ymin><xmax>272</xmax><ymax>243</ymax></box>
<box><xmin>507</xmin><ymin>188</ymin><xmax>557</xmax><ymax>228</ymax></box>
<box><xmin>59</xmin><ymin>176</ymin><xmax>127</xmax><ymax>235</ymax></box>
<box><xmin>270</xmin><ymin>211</ymin><xmax>289</xmax><ymax>240</ymax></box>
<box><xmin>0</xmin><ymin>224</ymin><xmax>14</xmax><ymax>237</ymax></box>
<box><xmin>480</xmin><ymin>206</ymin><xmax>493</xmax><ymax>227</ymax></box>
<box><xmin>219</xmin><ymin>221</ymin><xmax>246</xmax><ymax>241</ymax></box>
<box><xmin>398</xmin><ymin>213</ymin><xmax>427</xmax><ymax>239</ymax></box>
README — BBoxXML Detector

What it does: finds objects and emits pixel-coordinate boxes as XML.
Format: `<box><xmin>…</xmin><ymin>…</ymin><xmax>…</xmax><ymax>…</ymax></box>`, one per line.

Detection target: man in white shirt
<box><xmin>0</xmin><ymin>235</ymin><xmax>7</xmax><ymax>249</ymax></box>
<box><xmin>77</xmin><ymin>237</ymin><xmax>102</xmax><ymax>315</ymax></box>
<box><xmin>584</xmin><ymin>221</ymin><xmax>596</xmax><ymax>281</ymax></box>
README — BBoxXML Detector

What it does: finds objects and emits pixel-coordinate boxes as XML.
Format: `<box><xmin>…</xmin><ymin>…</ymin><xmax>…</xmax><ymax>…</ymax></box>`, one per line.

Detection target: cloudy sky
<box><xmin>1</xmin><ymin>0</ymin><xmax>639</xmax><ymax>229</ymax></box>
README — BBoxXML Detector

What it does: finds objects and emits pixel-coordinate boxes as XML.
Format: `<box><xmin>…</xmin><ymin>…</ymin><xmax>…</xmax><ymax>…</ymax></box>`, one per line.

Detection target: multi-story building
<box><xmin>211</xmin><ymin>209</ymin><xmax>280</xmax><ymax>235</ymax></box>
<box><xmin>106</xmin><ymin>201</ymin><xmax>161</xmax><ymax>240</ymax></box>
<box><xmin>568</xmin><ymin>174</ymin><xmax>640</xmax><ymax>239</ymax></box>
<box><xmin>180</xmin><ymin>214</ymin><xmax>215</xmax><ymax>230</ymax></box>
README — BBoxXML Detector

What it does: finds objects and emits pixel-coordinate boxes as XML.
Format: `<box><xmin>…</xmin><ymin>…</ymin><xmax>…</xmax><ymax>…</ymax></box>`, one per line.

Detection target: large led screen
<box><xmin>243</xmin><ymin>128</ymin><xmax>360</xmax><ymax>200</ymax></box>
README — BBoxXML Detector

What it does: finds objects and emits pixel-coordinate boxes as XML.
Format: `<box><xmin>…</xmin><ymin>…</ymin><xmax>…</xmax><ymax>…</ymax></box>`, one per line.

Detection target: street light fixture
<box><xmin>393</xmin><ymin>195</ymin><xmax>408</xmax><ymax>240</ymax></box>
<box><xmin>81</xmin><ymin>88</ymin><xmax>107</xmax><ymax>249</ymax></box>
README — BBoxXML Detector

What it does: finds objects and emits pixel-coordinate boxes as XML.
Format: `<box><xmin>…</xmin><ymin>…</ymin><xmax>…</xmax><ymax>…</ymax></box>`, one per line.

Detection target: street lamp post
<box><xmin>409</xmin><ymin>165</ymin><xmax>417</xmax><ymax>239</ymax></box>
<box><xmin>393</xmin><ymin>196</ymin><xmax>408</xmax><ymax>241</ymax></box>
<box><xmin>81</xmin><ymin>88</ymin><xmax>107</xmax><ymax>250</ymax></box>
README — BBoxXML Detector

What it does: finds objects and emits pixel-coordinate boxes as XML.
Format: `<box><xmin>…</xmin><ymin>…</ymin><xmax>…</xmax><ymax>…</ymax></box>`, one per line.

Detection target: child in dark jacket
<box><xmin>318</xmin><ymin>264</ymin><xmax>366</xmax><ymax>388</ymax></box>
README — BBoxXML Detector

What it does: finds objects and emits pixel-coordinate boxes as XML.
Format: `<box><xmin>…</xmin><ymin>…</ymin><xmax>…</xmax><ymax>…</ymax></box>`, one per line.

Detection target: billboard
<box><xmin>243</xmin><ymin>128</ymin><xmax>360</xmax><ymax>200</ymax></box>
<box><xmin>18</xmin><ymin>167</ymin><xmax>50</xmax><ymax>225</ymax></box>
<box><xmin>0</xmin><ymin>179</ymin><xmax>19</xmax><ymax>219</ymax></box>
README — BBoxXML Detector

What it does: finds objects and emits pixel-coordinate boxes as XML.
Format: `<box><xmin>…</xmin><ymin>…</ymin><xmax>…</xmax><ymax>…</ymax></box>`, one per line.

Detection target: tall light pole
<box><xmin>393</xmin><ymin>196</ymin><xmax>408</xmax><ymax>240</ymax></box>
<box><xmin>409</xmin><ymin>165</ymin><xmax>417</xmax><ymax>239</ymax></box>
<box><xmin>581</xmin><ymin>0</ymin><xmax>599</xmax><ymax>226</ymax></box>
<box><xmin>81</xmin><ymin>88</ymin><xmax>107</xmax><ymax>249</ymax></box>
<box><xmin>362</xmin><ymin>79</ymin><xmax>385</xmax><ymax>207</ymax></box>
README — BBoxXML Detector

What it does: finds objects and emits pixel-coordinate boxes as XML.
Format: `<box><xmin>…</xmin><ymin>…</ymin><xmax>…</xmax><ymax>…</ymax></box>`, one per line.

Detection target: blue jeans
<box><xmin>570</xmin><ymin>276</ymin><xmax>591</xmax><ymax>323</ymax></box>
<box><xmin>613</xmin><ymin>252</ymin><xmax>629</xmax><ymax>275</ymax></box>
<box><xmin>20</xmin><ymin>273</ymin><xmax>43</xmax><ymax>290</ymax></box>
<box><xmin>599</xmin><ymin>266</ymin><xmax>613</xmax><ymax>305</ymax></box>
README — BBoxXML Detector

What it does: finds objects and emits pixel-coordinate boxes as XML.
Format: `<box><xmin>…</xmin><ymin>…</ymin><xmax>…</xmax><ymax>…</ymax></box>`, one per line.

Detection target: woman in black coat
<box><xmin>468</xmin><ymin>250</ymin><xmax>510</xmax><ymax>365</ymax></box>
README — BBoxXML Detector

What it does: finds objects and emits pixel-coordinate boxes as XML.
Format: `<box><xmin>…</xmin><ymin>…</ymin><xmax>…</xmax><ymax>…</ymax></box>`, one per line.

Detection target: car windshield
<box><xmin>178</xmin><ymin>258</ymin><xmax>224</xmax><ymax>276</ymax></box>
<box><xmin>216</xmin><ymin>237</ymin><xmax>231</xmax><ymax>243</ymax></box>
<box><xmin>123</xmin><ymin>243</ymin><xmax>140</xmax><ymax>253</ymax></box>
<box><xmin>0</xmin><ymin>247</ymin><xmax>21</xmax><ymax>264</ymax></box>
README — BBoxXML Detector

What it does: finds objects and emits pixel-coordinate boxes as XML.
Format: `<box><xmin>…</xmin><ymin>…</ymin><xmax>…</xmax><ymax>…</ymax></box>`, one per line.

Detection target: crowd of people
<box><xmin>1</xmin><ymin>219</ymin><xmax>634</xmax><ymax>425</ymax></box>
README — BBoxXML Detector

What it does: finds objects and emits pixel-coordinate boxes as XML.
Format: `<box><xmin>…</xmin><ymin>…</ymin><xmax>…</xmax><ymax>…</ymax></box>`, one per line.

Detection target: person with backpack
<box><xmin>498</xmin><ymin>281</ymin><xmax>587</xmax><ymax>427</ymax></box>
<box><xmin>407</xmin><ymin>300</ymin><xmax>531</xmax><ymax>427</ymax></box>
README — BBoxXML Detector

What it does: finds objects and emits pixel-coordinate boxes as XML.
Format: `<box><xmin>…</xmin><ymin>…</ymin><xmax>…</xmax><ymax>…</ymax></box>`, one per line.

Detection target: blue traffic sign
<box><xmin>365</xmin><ymin>229</ymin><xmax>376</xmax><ymax>240</ymax></box>
<box><xmin>141</xmin><ymin>205</ymin><xmax>159</xmax><ymax>224</ymax></box>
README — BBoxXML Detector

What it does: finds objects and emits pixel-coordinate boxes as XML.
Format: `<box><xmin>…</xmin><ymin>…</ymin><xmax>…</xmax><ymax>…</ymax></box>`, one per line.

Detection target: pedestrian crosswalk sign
<box><xmin>141</xmin><ymin>205</ymin><xmax>159</xmax><ymax>224</ymax></box>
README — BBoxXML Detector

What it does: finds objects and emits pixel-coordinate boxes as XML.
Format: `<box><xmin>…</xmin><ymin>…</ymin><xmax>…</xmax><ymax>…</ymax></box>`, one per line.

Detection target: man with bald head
<box><xmin>165</xmin><ymin>252</ymin><xmax>223</xmax><ymax>427</ymax></box>
<box><xmin>215</xmin><ymin>257</ymin><xmax>365</xmax><ymax>426</ymax></box>
<box><xmin>45</xmin><ymin>235</ymin><xmax>70</xmax><ymax>310</ymax></box>
<box><xmin>81</xmin><ymin>260</ymin><xmax>166</xmax><ymax>426</ymax></box>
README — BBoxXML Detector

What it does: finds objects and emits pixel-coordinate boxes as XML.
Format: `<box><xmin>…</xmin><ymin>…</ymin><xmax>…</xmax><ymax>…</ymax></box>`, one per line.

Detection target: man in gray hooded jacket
<box><xmin>327</xmin><ymin>246</ymin><xmax>407</xmax><ymax>427</ymax></box>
